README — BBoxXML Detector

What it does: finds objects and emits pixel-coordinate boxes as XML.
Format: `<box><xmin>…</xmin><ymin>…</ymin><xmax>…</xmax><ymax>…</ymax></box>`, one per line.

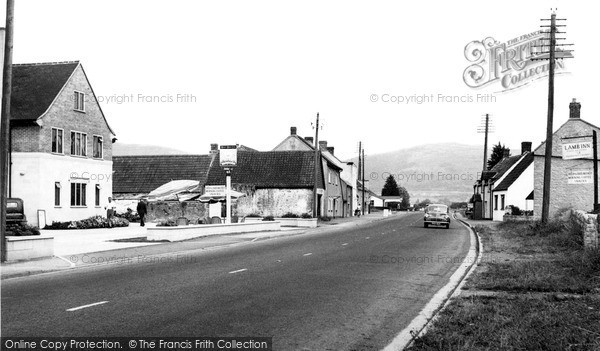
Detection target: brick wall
<box><xmin>11</xmin><ymin>125</ymin><xmax>40</xmax><ymax>152</ymax></box>
<box><xmin>37</xmin><ymin>64</ymin><xmax>113</xmax><ymax>160</ymax></box>
<box><xmin>570</xmin><ymin>210</ymin><xmax>599</xmax><ymax>249</ymax></box>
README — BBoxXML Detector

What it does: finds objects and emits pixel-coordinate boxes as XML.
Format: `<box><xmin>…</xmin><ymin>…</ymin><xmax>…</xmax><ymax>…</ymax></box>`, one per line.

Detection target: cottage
<box><xmin>8</xmin><ymin>61</ymin><xmax>116</xmax><ymax>227</ymax></box>
<box><xmin>533</xmin><ymin>99</ymin><xmax>600</xmax><ymax>218</ymax></box>
<box><xmin>205</xmin><ymin>151</ymin><xmax>325</xmax><ymax>218</ymax></box>
<box><xmin>491</xmin><ymin>146</ymin><xmax>534</xmax><ymax>221</ymax></box>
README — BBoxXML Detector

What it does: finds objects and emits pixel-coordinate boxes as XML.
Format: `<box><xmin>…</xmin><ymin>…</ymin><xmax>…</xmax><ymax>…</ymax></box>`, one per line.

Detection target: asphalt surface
<box><xmin>1</xmin><ymin>213</ymin><xmax>470</xmax><ymax>350</ymax></box>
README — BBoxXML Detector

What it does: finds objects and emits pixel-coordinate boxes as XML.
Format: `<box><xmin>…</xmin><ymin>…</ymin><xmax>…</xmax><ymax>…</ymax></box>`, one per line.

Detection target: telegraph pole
<box><xmin>535</xmin><ymin>9</ymin><xmax>573</xmax><ymax>223</ymax></box>
<box><xmin>477</xmin><ymin>114</ymin><xmax>493</xmax><ymax>171</ymax></box>
<box><xmin>361</xmin><ymin>148</ymin><xmax>365</xmax><ymax>215</ymax></box>
<box><xmin>1</xmin><ymin>0</ymin><xmax>15</xmax><ymax>263</ymax></box>
<box><xmin>357</xmin><ymin>141</ymin><xmax>362</xmax><ymax>215</ymax></box>
<box><xmin>313</xmin><ymin>113</ymin><xmax>320</xmax><ymax>218</ymax></box>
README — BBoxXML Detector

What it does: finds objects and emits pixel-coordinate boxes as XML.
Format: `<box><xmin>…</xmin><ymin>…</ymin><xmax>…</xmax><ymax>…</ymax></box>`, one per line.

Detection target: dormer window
<box><xmin>74</xmin><ymin>91</ymin><xmax>85</xmax><ymax>112</ymax></box>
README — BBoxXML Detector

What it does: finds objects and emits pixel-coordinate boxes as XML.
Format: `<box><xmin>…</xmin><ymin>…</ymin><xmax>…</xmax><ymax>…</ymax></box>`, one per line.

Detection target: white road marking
<box><xmin>66</xmin><ymin>301</ymin><xmax>109</xmax><ymax>312</ymax></box>
<box><xmin>365</xmin><ymin>237</ymin><xmax>370</xmax><ymax>239</ymax></box>
<box><xmin>342</xmin><ymin>243</ymin><xmax>348</xmax><ymax>246</ymax></box>
<box><xmin>303</xmin><ymin>253</ymin><xmax>312</xmax><ymax>256</ymax></box>
<box><xmin>56</xmin><ymin>255</ymin><xmax>76</xmax><ymax>268</ymax></box>
<box><xmin>228</xmin><ymin>268</ymin><xmax>247</xmax><ymax>274</ymax></box>
<box><xmin>251</xmin><ymin>237</ymin><xmax>259</xmax><ymax>242</ymax></box>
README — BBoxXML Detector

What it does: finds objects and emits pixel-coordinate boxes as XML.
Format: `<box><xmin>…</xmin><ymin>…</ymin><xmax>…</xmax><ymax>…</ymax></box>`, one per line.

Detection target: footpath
<box><xmin>407</xmin><ymin>213</ymin><xmax>600</xmax><ymax>351</ymax></box>
<box><xmin>1</xmin><ymin>212</ymin><xmax>398</xmax><ymax>280</ymax></box>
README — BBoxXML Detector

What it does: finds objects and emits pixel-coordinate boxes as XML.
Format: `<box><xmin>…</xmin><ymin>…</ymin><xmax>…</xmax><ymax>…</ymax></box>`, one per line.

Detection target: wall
<box><xmin>146</xmin><ymin>201</ymin><xmax>207</xmax><ymax>223</ymax></box>
<box><xmin>570</xmin><ymin>210</ymin><xmax>598</xmax><ymax>249</ymax></box>
<box><xmin>234</xmin><ymin>188</ymin><xmax>313</xmax><ymax>218</ymax></box>
<box><xmin>11</xmin><ymin>152</ymin><xmax>113</xmax><ymax>227</ymax></box>
<box><xmin>492</xmin><ymin>161</ymin><xmax>534</xmax><ymax>221</ymax></box>
<box><xmin>341</xmin><ymin>163</ymin><xmax>358</xmax><ymax>215</ymax></box>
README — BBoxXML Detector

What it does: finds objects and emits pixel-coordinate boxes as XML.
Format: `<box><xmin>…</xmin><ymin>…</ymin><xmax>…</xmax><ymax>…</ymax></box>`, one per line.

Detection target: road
<box><xmin>1</xmin><ymin>213</ymin><xmax>470</xmax><ymax>350</ymax></box>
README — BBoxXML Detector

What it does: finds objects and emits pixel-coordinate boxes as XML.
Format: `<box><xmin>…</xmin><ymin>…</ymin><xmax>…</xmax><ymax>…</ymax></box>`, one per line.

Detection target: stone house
<box><xmin>8</xmin><ymin>61</ymin><xmax>116</xmax><ymax>227</ymax></box>
<box><xmin>533</xmin><ymin>99</ymin><xmax>600</xmax><ymax>218</ymax></box>
<box><xmin>204</xmin><ymin>150</ymin><xmax>325</xmax><ymax>218</ymax></box>
<box><xmin>272</xmin><ymin>127</ymin><xmax>346</xmax><ymax>217</ymax></box>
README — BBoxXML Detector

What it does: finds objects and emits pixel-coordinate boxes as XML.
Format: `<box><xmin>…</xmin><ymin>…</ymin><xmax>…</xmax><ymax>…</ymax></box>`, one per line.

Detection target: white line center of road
<box><xmin>303</xmin><ymin>253</ymin><xmax>312</xmax><ymax>256</ymax></box>
<box><xmin>365</xmin><ymin>237</ymin><xmax>370</xmax><ymax>239</ymax></box>
<box><xmin>66</xmin><ymin>301</ymin><xmax>109</xmax><ymax>312</ymax></box>
<box><xmin>342</xmin><ymin>243</ymin><xmax>348</xmax><ymax>246</ymax></box>
<box><xmin>228</xmin><ymin>268</ymin><xmax>248</xmax><ymax>274</ymax></box>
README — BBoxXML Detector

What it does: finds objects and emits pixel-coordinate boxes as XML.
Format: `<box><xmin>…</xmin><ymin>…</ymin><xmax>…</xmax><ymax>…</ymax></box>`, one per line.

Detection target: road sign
<box><xmin>204</xmin><ymin>185</ymin><xmax>226</xmax><ymax>197</ymax></box>
<box><xmin>220</xmin><ymin>145</ymin><xmax>237</xmax><ymax>167</ymax></box>
<box><xmin>562</xmin><ymin>141</ymin><xmax>593</xmax><ymax>160</ymax></box>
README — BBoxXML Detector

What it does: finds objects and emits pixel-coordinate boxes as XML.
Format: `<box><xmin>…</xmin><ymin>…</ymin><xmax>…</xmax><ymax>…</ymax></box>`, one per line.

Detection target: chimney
<box><xmin>305</xmin><ymin>136</ymin><xmax>313</xmax><ymax>145</ymax></box>
<box><xmin>319</xmin><ymin>140</ymin><xmax>328</xmax><ymax>150</ymax></box>
<box><xmin>327</xmin><ymin>146</ymin><xmax>335</xmax><ymax>155</ymax></box>
<box><xmin>569</xmin><ymin>98</ymin><xmax>581</xmax><ymax>119</ymax></box>
<box><xmin>290</xmin><ymin>126</ymin><xmax>297</xmax><ymax>135</ymax></box>
<box><xmin>210</xmin><ymin>143</ymin><xmax>219</xmax><ymax>154</ymax></box>
<box><xmin>503</xmin><ymin>149</ymin><xmax>510</xmax><ymax>158</ymax></box>
<box><xmin>521</xmin><ymin>141</ymin><xmax>532</xmax><ymax>154</ymax></box>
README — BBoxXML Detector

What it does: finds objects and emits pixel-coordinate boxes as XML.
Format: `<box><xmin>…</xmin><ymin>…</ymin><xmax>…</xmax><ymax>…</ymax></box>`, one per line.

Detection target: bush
<box><xmin>6</xmin><ymin>223</ymin><xmax>40</xmax><ymax>236</ymax></box>
<box><xmin>319</xmin><ymin>216</ymin><xmax>332</xmax><ymax>222</ymax></box>
<box><xmin>157</xmin><ymin>219</ymin><xmax>178</xmax><ymax>227</ymax></box>
<box><xmin>114</xmin><ymin>208</ymin><xmax>140</xmax><ymax>222</ymax></box>
<box><xmin>281</xmin><ymin>212</ymin><xmax>299</xmax><ymax>218</ymax></box>
<box><xmin>246</xmin><ymin>213</ymin><xmax>261</xmax><ymax>218</ymax></box>
<box><xmin>262</xmin><ymin>215</ymin><xmax>275</xmax><ymax>221</ymax></box>
<box><xmin>301</xmin><ymin>213</ymin><xmax>312</xmax><ymax>219</ymax></box>
<box><xmin>509</xmin><ymin>205</ymin><xmax>523</xmax><ymax>216</ymax></box>
<box><xmin>45</xmin><ymin>215</ymin><xmax>129</xmax><ymax>229</ymax></box>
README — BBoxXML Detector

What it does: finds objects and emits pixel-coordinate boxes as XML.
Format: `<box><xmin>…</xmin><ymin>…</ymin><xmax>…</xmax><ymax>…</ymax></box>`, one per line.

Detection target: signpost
<box><xmin>219</xmin><ymin>145</ymin><xmax>237</xmax><ymax>224</ymax></box>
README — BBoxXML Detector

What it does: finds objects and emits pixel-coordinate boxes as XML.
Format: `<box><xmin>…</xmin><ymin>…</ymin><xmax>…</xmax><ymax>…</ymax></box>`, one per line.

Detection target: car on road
<box><xmin>424</xmin><ymin>204</ymin><xmax>450</xmax><ymax>229</ymax></box>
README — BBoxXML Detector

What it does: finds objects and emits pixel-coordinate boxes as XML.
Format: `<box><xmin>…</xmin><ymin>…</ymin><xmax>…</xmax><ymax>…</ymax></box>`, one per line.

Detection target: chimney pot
<box><xmin>210</xmin><ymin>143</ymin><xmax>219</xmax><ymax>154</ymax></box>
<box><xmin>305</xmin><ymin>136</ymin><xmax>313</xmax><ymax>145</ymax></box>
<box><xmin>326</xmin><ymin>146</ymin><xmax>335</xmax><ymax>155</ymax></box>
<box><xmin>569</xmin><ymin>98</ymin><xmax>581</xmax><ymax>119</ymax></box>
<box><xmin>319</xmin><ymin>140</ymin><xmax>328</xmax><ymax>150</ymax></box>
<box><xmin>290</xmin><ymin>126</ymin><xmax>297</xmax><ymax>135</ymax></box>
<box><xmin>521</xmin><ymin>141</ymin><xmax>532</xmax><ymax>154</ymax></box>
<box><xmin>503</xmin><ymin>149</ymin><xmax>510</xmax><ymax>158</ymax></box>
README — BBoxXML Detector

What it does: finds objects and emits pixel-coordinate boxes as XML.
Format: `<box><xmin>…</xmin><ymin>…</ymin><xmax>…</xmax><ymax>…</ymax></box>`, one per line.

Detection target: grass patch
<box><xmin>409</xmin><ymin>295</ymin><xmax>600</xmax><ymax>351</ymax></box>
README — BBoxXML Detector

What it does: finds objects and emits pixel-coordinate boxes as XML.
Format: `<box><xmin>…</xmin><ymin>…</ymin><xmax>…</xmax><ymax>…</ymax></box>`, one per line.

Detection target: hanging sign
<box><xmin>220</xmin><ymin>145</ymin><xmax>238</xmax><ymax>167</ymax></box>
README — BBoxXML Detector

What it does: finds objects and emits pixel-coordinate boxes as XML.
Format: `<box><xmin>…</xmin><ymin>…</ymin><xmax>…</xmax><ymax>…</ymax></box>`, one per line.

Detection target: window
<box><xmin>71</xmin><ymin>182</ymin><xmax>87</xmax><ymax>207</ymax></box>
<box><xmin>70</xmin><ymin>131</ymin><xmax>87</xmax><ymax>156</ymax></box>
<box><xmin>494</xmin><ymin>195</ymin><xmax>498</xmax><ymax>210</ymax></box>
<box><xmin>51</xmin><ymin>128</ymin><xmax>63</xmax><ymax>153</ymax></box>
<box><xmin>54</xmin><ymin>182</ymin><xmax>61</xmax><ymax>206</ymax></box>
<box><xmin>95</xmin><ymin>184</ymin><xmax>101</xmax><ymax>206</ymax></box>
<box><xmin>93</xmin><ymin>135</ymin><xmax>103</xmax><ymax>158</ymax></box>
<box><xmin>328</xmin><ymin>171</ymin><xmax>332</xmax><ymax>184</ymax></box>
<box><xmin>500</xmin><ymin>195</ymin><xmax>505</xmax><ymax>210</ymax></box>
<box><xmin>74</xmin><ymin>91</ymin><xmax>85</xmax><ymax>112</ymax></box>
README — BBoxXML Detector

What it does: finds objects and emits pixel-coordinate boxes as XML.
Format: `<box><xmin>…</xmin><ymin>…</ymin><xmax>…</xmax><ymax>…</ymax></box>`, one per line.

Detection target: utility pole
<box><xmin>477</xmin><ymin>114</ymin><xmax>493</xmax><ymax>171</ymax></box>
<box><xmin>1</xmin><ymin>0</ymin><xmax>15</xmax><ymax>263</ymax></box>
<box><xmin>535</xmin><ymin>9</ymin><xmax>573</xmax><ymax>223</ymax></box>
<box><xmin>594</xmin><ymin>130</ymin><xmax>599</xmax><ymax>212</ymax></box>
<box><xmin>357</xmin><ymin>141</ymin><xmax>362</xmax><ymax>215</ymax></box>
<box><xmin>362</xmin><ymin>148</ymin><xmax>365</xmax><ymax>215</ymax></box>
<box><xmin>313</xmin><ymin>113</ymin><xmax>320</xmax><ymax>218</ymax></box>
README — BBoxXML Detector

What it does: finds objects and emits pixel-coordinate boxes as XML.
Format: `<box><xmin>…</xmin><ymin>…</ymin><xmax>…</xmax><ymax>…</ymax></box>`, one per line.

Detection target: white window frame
<box><xmin>70</xmin><ymin>130</ymin><xmax>88</xmax><ymax>157</ymax></box>
<box><xmin>70</xmin><ymin>182</ymin><xmax>87</xmax><ymax>207</ymax></box>
<box><xmin>74</xmin><ymin>90</ymin><xmax>85</xmax><ymax>112</ymax></box>
<box><xmin>93</xmin><ymin>135</ymin><xmax>103</xmax><ymax>159</ymax></box>
<box><xmin>54</xmin><ymin>182</ymin><xmax>61</xmax><ymax>207</ymax></box>
<box><xmin>95</xmin><ymin>184</ymin><xmax>101</xmax><ymax>207</ymax></box>
<box><xmin>51</xmin><ymin>127</ymin><xmax>64</xmax><ymax>154</ymax></box>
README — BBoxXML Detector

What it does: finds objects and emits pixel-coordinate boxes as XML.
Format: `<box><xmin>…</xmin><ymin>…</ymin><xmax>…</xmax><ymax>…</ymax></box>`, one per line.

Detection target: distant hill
<box><xmin>113</xmin><ymin>143</ymin><xmax>189</xmax><ymax>156</ymax></box>
<box><xmin>350</xmin><ymin>143</ymin><xmax>484</xmax><ymax>204</ymax></box>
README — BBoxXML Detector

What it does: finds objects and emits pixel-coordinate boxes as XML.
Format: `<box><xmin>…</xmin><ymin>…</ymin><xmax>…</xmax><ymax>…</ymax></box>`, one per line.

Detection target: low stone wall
<box><xmin>146</xmin><ymin>201</ymin><xmax>208</xmax><ymax>223</ymax></box>
<box><xmin>5</xmin><ymin>236</ymin><xmax>54</xmax><ymax>261</ymax></box>
<box><xmin>503</xmin><ymin>214</ymin><xmax>535</xmax><ymax>222</ymax></box>
<box><xmin>147</xmin><ymin>221</ymin><xmax>282</xmax><ymax>242</ymax></box>
<box><xmin>570</xmin><ymin>210</ymin><xmax>599</xmax><ymax>250</ymax></box>
<box><xmin>243</xmin><ymin>217</ymin><xmax>317</xmax><ymax>228</ymax></box>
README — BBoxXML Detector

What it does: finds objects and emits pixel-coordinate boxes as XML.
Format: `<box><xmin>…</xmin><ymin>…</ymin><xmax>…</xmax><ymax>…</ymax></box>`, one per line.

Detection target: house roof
<box><xmin>10</xmin><ymin>61</ymin><xmax>80</xmax><ymax>121</ymax></box>
<box><xmin>112</xmin><ymin>155</ymin><xmax>214</xmax><ymax>194</ymax></box>
<box><xmin>494</xmin><ymin>153</ymin><xmax>534</xmax><ymax>191</ymax></box>
<box><xmin>487</xmin><ymin>155</ymin><xmax>522</xmax><ymax>182</ymax></box>
<box><xmin>534</xmin><ymin>117</ymin><xmax>600</xmax><ymax>157</ymax></box>
<box><xmin>526</xmin><ymin>190</ymin><xmax>534</xmax><ymax>200</ymax></box>
<box><xmin>273</xmin><ymin>135</ymin><xmax>343</xmax><ymax>171</ymax></box>
<box><xmin>205</xmin><ymin>151</ymin><xmax>325</xmax><ymax>189</ymax></box>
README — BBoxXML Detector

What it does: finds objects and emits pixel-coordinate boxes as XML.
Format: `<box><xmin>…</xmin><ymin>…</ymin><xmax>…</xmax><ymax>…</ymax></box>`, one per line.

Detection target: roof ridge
<box><xmin>13</xmin><ymin>60</ymin><xmax>80</xmax><ymax>67</ymax></box>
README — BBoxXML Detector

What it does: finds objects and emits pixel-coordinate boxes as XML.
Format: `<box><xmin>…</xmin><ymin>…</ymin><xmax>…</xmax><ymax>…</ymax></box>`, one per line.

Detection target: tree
<box><xmin>381</xmin><ymin>175</ymin><xmax>400</xmax><ymax>196</ymax></box>
<box><xmin>414</xmin><ymin>199</ymin><xmax>431</xmax><ymax>211</ymax></box>
<box><xmin>398</xmin><ymin>186</ymin><xmax>411</xmax><ymax>210</ymax></box>
<box><xmin>487</xmin><ymin>142</ymin><xmax>511</xmax><ymax>170</ymax></box>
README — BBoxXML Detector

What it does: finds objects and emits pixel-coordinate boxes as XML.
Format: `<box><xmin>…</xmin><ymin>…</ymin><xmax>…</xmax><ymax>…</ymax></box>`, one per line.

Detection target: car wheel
<box><xmin>424</xmin><ymin>223</ymin><xmax>428</xmax><ymax>228</ymax></box>
<box><xmin>445</xmin><ymin>224</ymin><xmax>450</xmax><ymax>229</ymax></box>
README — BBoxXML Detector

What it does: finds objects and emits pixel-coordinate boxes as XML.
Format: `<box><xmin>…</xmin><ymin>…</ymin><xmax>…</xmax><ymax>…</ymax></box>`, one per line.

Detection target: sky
<box><xmin>2</xmin><ymin>0</ymin><xmax>598</xmax><ymax>161</ymax></box>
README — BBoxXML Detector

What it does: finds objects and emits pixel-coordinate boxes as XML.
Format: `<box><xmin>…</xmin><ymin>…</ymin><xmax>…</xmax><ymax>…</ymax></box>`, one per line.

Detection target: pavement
<box><xmin>1</xmin><ymin>212</ymin><xmax>471</xmax><ymax>350</ymax></box>
<box><xmin>0</xmin><ymin>212</ymin><xmax>394</xmax><ymax>280</ymax></box>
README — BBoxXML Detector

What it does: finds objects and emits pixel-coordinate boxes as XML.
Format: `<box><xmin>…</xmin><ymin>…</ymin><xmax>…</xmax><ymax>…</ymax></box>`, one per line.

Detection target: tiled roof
<box><xmin>494</xmin><ymin>153</ymin><xmax>534</xmax><ymax>191</ymax></box>
<box><xmin>488</xmin><ymin>155</ymin><xmax>522</xmax><ymax>182</ymax></box>
<box><xmin>11</xmin><ymin>61</ymin><xmax>80</xmax><ymax>121</ymax></box>
<box><xmin>113</xmin><ymin>155</ymin><xmax>214</xmax><ymax>194</ymax></box>
<box><xmin>205</xmin><ymin>151</ymin><xmax>324</xmax><ymax>189</ymax></box>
